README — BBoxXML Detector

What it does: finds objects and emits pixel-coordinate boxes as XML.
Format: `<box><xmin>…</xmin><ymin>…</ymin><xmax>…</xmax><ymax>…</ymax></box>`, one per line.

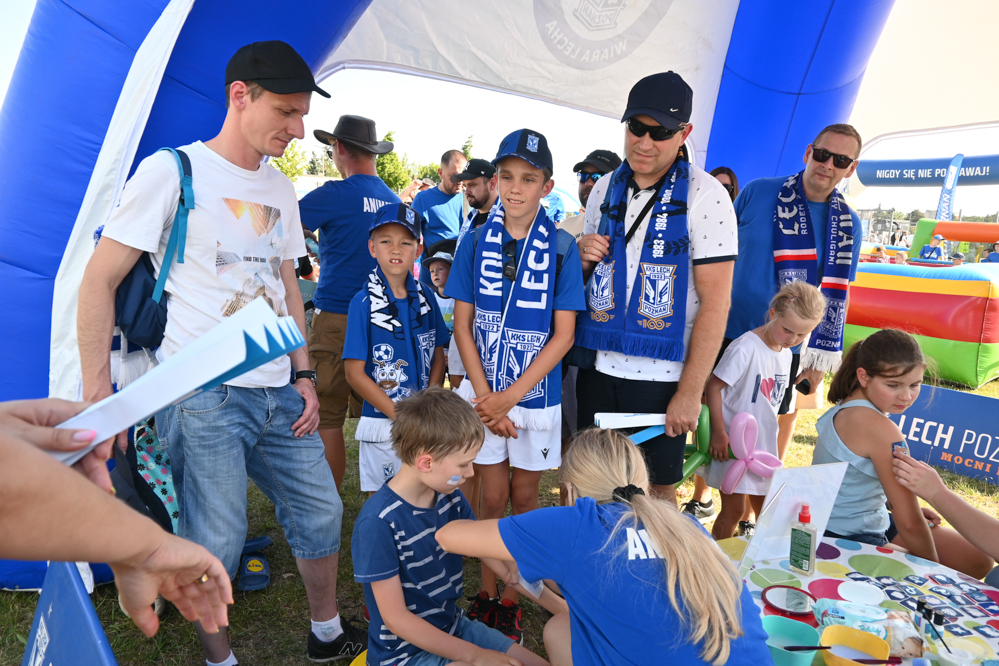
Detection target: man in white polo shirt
<box><xmin>575</xmin><ymin>71</ymin><xmax>736</xmax><ymax>504</ymax></box>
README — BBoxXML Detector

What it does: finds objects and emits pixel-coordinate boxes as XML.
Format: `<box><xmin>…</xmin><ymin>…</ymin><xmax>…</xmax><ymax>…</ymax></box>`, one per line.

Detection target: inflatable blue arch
<box><xmin>0</xmin><ymin>0</ymin><xmax>895</xmax><ymax>403</ymax></box>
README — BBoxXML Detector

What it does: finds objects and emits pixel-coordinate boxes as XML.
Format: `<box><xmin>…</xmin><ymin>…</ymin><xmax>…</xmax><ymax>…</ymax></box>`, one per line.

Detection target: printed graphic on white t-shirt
<box><xmin>217</xmin><ymin>198</ymin><xmax>288</xmax><ymax>317</ymax></box>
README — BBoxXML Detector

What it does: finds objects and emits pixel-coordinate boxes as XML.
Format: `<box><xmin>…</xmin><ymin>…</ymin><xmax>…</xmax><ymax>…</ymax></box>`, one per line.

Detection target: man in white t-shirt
<box><xmin>575</xmin><ymin>72</ymin><xmax>737</xmax><ymax>504</ymax></box>
<box><xmin>78</xmin><ymin>41</ymin><xmax>365</xmax><ymax>666</ymax></box>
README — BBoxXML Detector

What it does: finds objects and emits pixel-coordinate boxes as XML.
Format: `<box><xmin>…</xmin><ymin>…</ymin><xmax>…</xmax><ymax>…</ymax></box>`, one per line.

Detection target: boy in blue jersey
<box><xmin>351</xmin><ymin>387</ymin><xmax>547</xmax><ymax>666</ymax></box>
<box><xmin>302</xmin><ymin>115</ymin><xmax>400</xmax><ymax>491</ymax></box>
<box><xmin>344</xmin><ymin>204</ymin><xmax>450</xmax><ymax>495</ymax></box>
<box><xmin>447</xmin><ymin>129</ymin><xmax>586</xmax><ymax>641</ymax></box>
<box><xmin>919</xmin><ymin>234</ymin><xmax>945</xmax><ymax>261</ymax></box>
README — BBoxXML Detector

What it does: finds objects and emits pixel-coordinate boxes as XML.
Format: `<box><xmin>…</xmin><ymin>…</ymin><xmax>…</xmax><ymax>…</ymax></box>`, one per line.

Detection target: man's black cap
<box><xmin>450</xmin><ymin>158</ymin><xmax>496</xmax><ymax>183</ymax></box>
<box><xmin>314</xmin><ymin>115</ymin><xmax>393</xmax><ymax>155</ymax></box>
<box><xmin>225</xmin><ymin>41</ymin><xmax>330</xmax><ymax>98</ymax></box>
<box><xmin>622</xmin><ymin>71</ymin><xmax>692</xmax><ymax>130</ymax></box>
<box><xmin>573</xmin><ymin>149</ymin><xmax>622</xmax><ymax>174</ymax></box>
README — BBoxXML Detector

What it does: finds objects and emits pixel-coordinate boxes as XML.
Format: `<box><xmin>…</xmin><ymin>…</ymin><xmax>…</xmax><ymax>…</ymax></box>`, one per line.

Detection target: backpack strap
<box><xmin>151</xmin><ymin>148</ymin><xmax>194</xmax><ymax>303</ymax></box>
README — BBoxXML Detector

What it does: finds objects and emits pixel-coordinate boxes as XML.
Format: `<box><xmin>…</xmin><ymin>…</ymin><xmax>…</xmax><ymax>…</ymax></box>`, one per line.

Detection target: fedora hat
<box><xmin>314</xmin><ymin>115</ymin><xmax>393</xmax><ymax>155</ymax></box>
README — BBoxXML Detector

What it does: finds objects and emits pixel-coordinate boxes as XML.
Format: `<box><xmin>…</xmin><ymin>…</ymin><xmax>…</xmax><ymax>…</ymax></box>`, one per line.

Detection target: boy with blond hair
<box><xmin>344</xmin><ymin>203</ymin><xmax>450</xmax><ymax>494</ymax></box>
<box><xmin>446</xmin><ymin>129</ymin><xmax>585</xmax><ymax>640</ymax></box>
<box><xmin>351</xmin><ymin>388</ymin><xmax>549</xmax><ymax>666</ymax></box>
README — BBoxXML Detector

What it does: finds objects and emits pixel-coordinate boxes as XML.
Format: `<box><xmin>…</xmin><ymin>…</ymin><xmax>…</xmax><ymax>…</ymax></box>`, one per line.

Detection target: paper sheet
<box><xmin>739</xmin><ymin>463</ymin><xmax>848</xmax><ymax>569</ymax></box>
<box><xmin>52</xmin><ymin>298</ymin><xmax>304</xmax><ymax>465</ymax></box>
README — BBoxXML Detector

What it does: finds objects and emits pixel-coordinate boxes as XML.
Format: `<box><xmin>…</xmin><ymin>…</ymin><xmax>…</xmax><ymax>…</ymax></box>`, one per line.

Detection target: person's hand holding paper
<box><xmin>0</xmin><ymin>398</ymin><xmax>114</xmax><ymax>492</ymax></box>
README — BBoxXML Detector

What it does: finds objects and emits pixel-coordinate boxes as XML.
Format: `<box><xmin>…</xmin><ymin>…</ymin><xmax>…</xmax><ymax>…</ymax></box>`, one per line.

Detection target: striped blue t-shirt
<box><xmin>352</xmin><ymin>484</ymin><xmax>474</xmax><ymax>665</ymax></box>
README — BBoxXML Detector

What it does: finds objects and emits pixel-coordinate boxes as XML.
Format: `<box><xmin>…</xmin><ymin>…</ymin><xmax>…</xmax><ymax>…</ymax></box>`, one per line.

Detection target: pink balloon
<box><xmin>719</xmin><ymin>412</ymin><xmax>783</xmax><ymax>494</ymax></box>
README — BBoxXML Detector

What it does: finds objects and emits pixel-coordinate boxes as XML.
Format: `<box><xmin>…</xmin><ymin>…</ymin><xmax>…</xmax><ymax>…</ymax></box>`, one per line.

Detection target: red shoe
<box><xmin>494</xmin><ymin>599</ymin><xmax>523</xmax><ymax>645</ymax></box>
<box><xmin>465</xmin><ymin>591</ymin><xmax>499</xmax><ymax>628</ymax></box>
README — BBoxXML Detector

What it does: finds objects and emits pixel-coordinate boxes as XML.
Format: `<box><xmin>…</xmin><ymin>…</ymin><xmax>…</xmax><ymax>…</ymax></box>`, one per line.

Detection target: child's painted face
<box><xmin>858</xmin><ymin>364</ymin><xmax>924</xmax><ymax>414</ymax></box>
<box><xmin>496</xmin><ymin>157</ymin><xmax>554</xmax><ymax>221</ymax></box>
<box><xmin>369</xmin><ymin>224</ymin><xmax>421</xmax><ymax>281</ymax></box>
<box><xmin>769</xmin><ymin>309</ymin><xmax>821</xmax><ymax>349</ymax></box>
<box><xmin>423</xmin><ymin>446</ymin><xmax>479</xmax><ymax>494</ymax></box>
<box><xmin>429</xmin><ymin>261</ymin><xmax>450</xmax><ymax>289</ymax></box>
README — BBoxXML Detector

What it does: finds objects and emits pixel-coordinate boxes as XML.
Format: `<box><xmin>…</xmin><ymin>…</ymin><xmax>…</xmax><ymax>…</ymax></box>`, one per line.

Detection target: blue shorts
<box><xmin>402</xmin><ymin>616</ymin><xmax>514</xmax><ymax>666</ymax></box>
<box><xmin>156</xmin><ymin>383</ymin><xmax>343</xmax><ymax>577</ymax></box>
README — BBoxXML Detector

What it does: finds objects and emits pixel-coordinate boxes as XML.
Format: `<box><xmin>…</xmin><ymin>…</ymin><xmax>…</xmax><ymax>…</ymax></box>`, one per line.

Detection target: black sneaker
<box><xmin>466</xmin><ymin>591</ymin><xmax>499</xmax><ymax>628</ymax></box>
<box><xmin>681</xmin><ymin>499</ymin><xmax>716</xmax><ymax>522</ymax></box>
<box><xmin>307</xmin><ymin>618</ymin><xmax>367</xmax><ymax>663</ymax></box>
<box><xmin>738</xmin><ymin>521</ymin><xmax>756</xmax><ymax>538</ymax></box>
<box><xmin>493</xmin><ymin>600</ymin><xmax>523</xmax><ymax>645</ymax></box>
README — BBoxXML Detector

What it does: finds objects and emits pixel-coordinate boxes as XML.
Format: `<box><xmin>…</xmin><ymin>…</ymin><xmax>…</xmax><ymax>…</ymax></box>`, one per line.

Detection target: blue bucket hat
<box><xmin>370</xmin><ymin>203</ymin><xmax>422</xmax><ymax>240</ymax></box>
<box><xmin>493</xmin><ymin>129</ymin><xmax>553</xmax><ymax>172</ymax></box>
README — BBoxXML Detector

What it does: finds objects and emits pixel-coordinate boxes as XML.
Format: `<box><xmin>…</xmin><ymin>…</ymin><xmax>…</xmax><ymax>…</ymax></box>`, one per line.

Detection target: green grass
<box><xmin>2</xmin><ymin>380</ymin><xmax>997</xmax><ymax>665</ymax></box>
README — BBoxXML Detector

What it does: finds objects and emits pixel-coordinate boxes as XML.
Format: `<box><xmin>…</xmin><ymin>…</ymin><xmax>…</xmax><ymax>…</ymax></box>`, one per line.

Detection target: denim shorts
<box><xmin>404</xmin><ymin>615</ymin><xmax>514</xmax><ymax>666</ymax></box>
<box><xmin>156</xmin><ymin>383</ymin><xmax>343</xmax><ymax>577</ymax></box>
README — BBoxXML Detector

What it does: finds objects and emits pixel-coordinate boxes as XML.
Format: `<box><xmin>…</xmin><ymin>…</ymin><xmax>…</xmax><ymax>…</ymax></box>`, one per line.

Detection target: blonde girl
<box><xmin>704</xmin><ymin>281</ymin><xmax>826</xmax><ymax>540</ymax></box>
<box><xmin>815</xmin><ymin>329</ymin><xmax>993</xmax><ymax>578</ymax></box>
<box><xmin>436</xmin><ymin>428</ymin><xmax>771</xmax><ymax>666</ymax></box>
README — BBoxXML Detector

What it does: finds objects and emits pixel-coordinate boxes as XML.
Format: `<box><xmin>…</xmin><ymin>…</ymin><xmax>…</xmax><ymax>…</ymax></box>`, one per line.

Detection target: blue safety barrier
<box><xmin>21</xmin><ymin>561</ymin><xmax>118</xmax><ymax>666</ymax></box>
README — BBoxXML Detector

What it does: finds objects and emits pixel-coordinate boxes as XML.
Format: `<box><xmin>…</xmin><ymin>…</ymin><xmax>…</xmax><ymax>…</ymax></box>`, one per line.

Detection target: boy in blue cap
<box><xmin>447</xmin><ymin>129</ymin><xmax>586</xmax><ymax>641</ymax></box>
<box><xmin>344</xmin><ymin>203</ymin><xmax>451</xmax><ymax>494</ymax></box>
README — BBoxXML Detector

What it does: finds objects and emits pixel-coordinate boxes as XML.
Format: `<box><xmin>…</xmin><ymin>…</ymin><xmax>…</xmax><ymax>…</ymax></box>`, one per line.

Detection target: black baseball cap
<box><xmin>493</xmin><ymin>129</ymin><xmax>553</xmax><ymax>172</ymax></box>
<box><xmin>225</xmin><ymin>41</ymin><xmax>330</xmax><ymax>98</ymax></box>
<box><xmin>573</xmin><ymin>149</ymin><xmax>622</xmax><ymax>174</ymax></box>
<box><xmin>622</xmin><ymin>71</ymin><xmax>692</xmax><ymax>130</ymax></box>
<box><xmin>370</xmin><ymin>203</ymin><xmax>422</xmax><ymax>240</ymax></box>
<box><xmin>450</xmin><ymin>158</ymin><xmax>496</xmax><ymax>183</ymax></box>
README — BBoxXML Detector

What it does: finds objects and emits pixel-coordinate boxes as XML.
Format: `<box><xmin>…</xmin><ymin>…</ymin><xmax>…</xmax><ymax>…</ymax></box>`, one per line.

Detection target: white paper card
<box><xmin>52</xmin><ymin>298</ymin><xmax>304</xmax><ymax>466</ymax></box>
<box><xmin>741</xmin><ymin>463</ymin><xmax>847</xmax><ymax>566</ymax></box>
<box><xmin>519</xmin><ymin>574</ymin><xmax>544</xmax><ymax>600</ymax></box>
<box><xmin>593</xmin><ymin>413</ymin><xmax>667</xmax><ymax>429</ymax></box>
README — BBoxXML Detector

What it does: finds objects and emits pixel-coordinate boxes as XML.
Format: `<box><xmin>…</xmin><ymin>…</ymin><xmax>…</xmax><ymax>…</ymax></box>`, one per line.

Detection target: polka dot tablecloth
<box><xmin>720</xmin><ymin>536</ymin><xmax>999</xmax><ymax>660</ymax></box>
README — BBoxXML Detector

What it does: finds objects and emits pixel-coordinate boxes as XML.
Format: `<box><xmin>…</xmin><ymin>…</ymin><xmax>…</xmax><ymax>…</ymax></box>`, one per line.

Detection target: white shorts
<box><xmin>359</xmin><ymin>439</ymin><xmax>402</xmax><ymax>492</ymax></box>
<box><xmin>475</xmin><ymin>412</ymin><xmax>562</xmax><ymax>472</ymax></box>
<box><xmin>448</xmin><ymin>343</ymin><xmax>466</xmax><ymax>377</ymax></box>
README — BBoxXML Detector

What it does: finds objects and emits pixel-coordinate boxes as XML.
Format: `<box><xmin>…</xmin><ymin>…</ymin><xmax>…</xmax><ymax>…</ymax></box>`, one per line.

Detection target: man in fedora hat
<box><xmin>301</xmin><ymin>115</ymin><xmax>400</xmax><ymax>493</ymax></box>
<box><xmin>79</xmin><ymin>41</ymin><xmax>367</xmax><ymax>664</ymax></box>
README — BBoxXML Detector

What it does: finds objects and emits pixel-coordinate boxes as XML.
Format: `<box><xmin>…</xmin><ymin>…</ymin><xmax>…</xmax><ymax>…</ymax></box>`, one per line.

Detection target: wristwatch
<box><xmin>294</xmin><ymin>370</ymin><xmax>317</xmax><ymax>386</ymax></box>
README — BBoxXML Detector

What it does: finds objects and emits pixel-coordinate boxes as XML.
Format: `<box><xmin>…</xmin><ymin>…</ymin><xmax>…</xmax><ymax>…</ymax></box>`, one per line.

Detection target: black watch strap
<box><xmin>294</xmin><ymin>370</ymin><xmax>317</xmax><ymax>385</ymax></box>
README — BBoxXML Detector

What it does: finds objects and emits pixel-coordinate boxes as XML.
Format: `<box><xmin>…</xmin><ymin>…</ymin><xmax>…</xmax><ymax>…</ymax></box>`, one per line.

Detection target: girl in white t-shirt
<box><xmin>705</xmin><ymin>281</ymin><xmax>826</xmax><ymax>540</ymax></box>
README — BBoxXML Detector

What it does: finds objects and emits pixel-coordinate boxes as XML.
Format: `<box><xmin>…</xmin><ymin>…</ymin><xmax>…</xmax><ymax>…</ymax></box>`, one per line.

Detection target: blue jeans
<box><xmin>404</xmin><ymin>615</ymin><xmax>514</xmax><ymax>666</ymax></box>
<box><xmin>157</xmin><ymin>383</ymin><xmax>342</xmax><ymax>577</ymax></box>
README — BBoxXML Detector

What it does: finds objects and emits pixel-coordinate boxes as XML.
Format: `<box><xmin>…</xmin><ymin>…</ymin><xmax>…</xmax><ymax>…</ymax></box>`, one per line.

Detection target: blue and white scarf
<box><xmin>356</xmin><ymin>266</ymin><xmax>435</xmax><ymax>442</ymax></box>
<box><xmin>772</xmin><ymin>171</ymin><xmax>853</xmax><ymax>373</ymax></box>
<box><xmin>455</xmin><ymin>203</ymin><xmax>557</xmax><ymax>430</ymax></box>
<box><xmin>575</xmin><ymin>156</ymin><xmax>690</xmax><ymax>361</ymax></box>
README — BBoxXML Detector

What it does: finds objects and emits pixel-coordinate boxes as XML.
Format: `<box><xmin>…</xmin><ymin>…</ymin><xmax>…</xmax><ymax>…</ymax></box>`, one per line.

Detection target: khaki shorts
<box><xmin>308</xmin><ymin>309</ymin><xmax>361</xmax><ymax>429</ymax></box>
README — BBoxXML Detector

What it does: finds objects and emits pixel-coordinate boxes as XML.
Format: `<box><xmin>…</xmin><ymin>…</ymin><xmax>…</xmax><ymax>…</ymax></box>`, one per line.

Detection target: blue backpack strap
<box><xmin>151</xmin><ymin>148</ymin><xmax>194</xmax><ymax>303</ymax></box>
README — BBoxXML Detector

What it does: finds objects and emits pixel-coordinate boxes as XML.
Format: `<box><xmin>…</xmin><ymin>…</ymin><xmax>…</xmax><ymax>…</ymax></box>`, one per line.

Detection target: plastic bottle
<box><xmin>789</xmin><ymin>503</ymin><xmax>817</xmax><ymax>575</ymax></box>
<box><xmin>914</xmin><ymin>599</ymin><xmax>927</xmax><ymax>631</ymax></box>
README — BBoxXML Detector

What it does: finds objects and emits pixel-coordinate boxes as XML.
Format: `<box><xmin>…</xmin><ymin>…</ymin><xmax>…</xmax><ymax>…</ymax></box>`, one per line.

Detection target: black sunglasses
<box><xmin>721</xmin><ymin>183</ymin><xmax>735</xmax><ymax>196</ymax></box>
<box><xmin>576</xmin><ymin>172</ymin><xmax>605</xmax><ymax>184</ymax></box>
<box><xmin>810</xmin><ymin>146</ymin><xmax>856</xmax><ymax>169</ymax></box>
<box><xmin>626</xmin><ymin>117</ymin><xmax>686</xmax><ymax>142</ymax></box>
<box><xmin>502</xmin><ymin>240</ymin><xmax>517</xmax><ymax>281</ymax></box>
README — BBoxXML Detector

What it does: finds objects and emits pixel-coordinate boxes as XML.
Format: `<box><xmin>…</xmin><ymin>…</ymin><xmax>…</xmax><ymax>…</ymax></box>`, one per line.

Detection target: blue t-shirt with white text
<box><xmin>352</xmin><ymin>485</ymin><xmax>474</xmax><ymax>666</ymax></box>
<box><xmin>446</xmin><ymin>224</ymin><xmax>586</xmax><ymax>408</ymax></box>
<box><xmin>498</xmin><ymin>499</ymin><xmax>772</xmax><ymax>666</ymax></box>
<box><xmin>299</xmin><ymin>175</ymin><xmax>400</xmax><ymax>314</ymax></box>
<box><xmin>726</xmin><ymin>176</ymin><xmax>862</xmax><ymax>342</ymax></box>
